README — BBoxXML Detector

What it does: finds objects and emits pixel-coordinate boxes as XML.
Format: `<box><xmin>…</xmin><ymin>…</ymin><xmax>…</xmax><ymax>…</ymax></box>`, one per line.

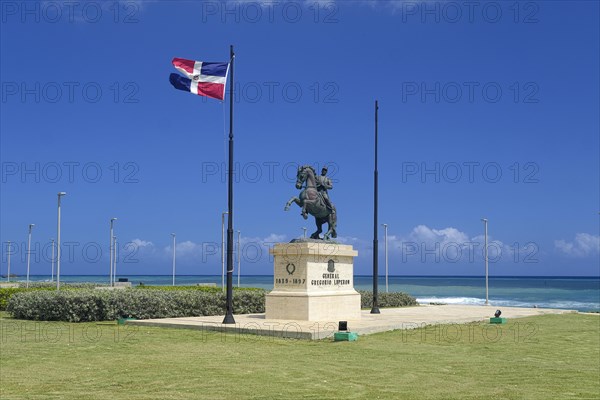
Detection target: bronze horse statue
<box><xmin>284</xmin><ymin>165</ymin><xmax>337</xmax><ymax>240</ymax></box>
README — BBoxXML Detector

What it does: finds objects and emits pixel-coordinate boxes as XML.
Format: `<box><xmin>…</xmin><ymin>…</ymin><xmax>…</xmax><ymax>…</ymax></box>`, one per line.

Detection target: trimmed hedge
<box><xmin>1</xmin><ymin>288</ymin><xmax>27</xmax><ymax>311</ymax></box>
<box><xmin>16</xmin><ymin>282</ymin><xmax>108</xmax><ymax>289</ymax></box>
<box><xmin>358</xmin><ymin>291</ymin><xmax>418</xmax><ymax>308</ymax></box>
<box><xmin>0</xmin><ymin>287</ymin><xmax>60</xmax><ymax>311</ymax></box>
<box><xmin>7</xmin><ymin>289</ymin><xmax>266</xmax><ymax>322</ymax></box>
<box><xmin>0</xmin><ymin>284</ymin><xmax>261</xmax><ymax>312</ymax></box>
<box><xmin>0</xmin><ymin>283</ymin><xmax>103</xmax><ymax>310</ymax></box>
<box><xmin>136</xmin><ymin>285</ymin><xmax>264</xmax><ymax>292</ymax></box>
<box><xmin>6</xmin><ymin>288</ymin><xmax>417</xmax><ymax>322</ymax></box>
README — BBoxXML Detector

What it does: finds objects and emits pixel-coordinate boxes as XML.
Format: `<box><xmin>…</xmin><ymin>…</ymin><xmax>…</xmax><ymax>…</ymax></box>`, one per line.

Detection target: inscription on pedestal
<box><xmin>266</xmin><ymin>242</ymin><xmax>361</xmax><ymax>321</ymax></box>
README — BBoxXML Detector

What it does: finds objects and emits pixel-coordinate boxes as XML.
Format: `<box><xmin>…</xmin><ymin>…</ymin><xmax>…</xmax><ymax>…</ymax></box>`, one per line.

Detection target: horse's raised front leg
<box><xmin>301</xmin><ymin>196</ymin><xmax>320</xmax><ymax>220</ymax></box>
<box><xmin>311</xmin><ymin>218</ymin><xmax>323</xmax><ymax>240</ymax></box>
<box><xmin>284</xmin><ymin>197</ymin><xmax>301</xmax><ymax>211</ymax></box>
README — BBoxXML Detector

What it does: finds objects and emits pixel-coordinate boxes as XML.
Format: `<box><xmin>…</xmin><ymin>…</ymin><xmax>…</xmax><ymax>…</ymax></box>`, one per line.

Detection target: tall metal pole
<box><xmin>371</xmin><ymin>100</ymin><xmax>380</xmax><ymax>314</ymax></box>
<box><xmin>171</xmin><ymin>233</ymin><xmax>176</xmax><ymax>286</ymax></box>
<box><xmin>26</xmin><ymin>224</ymin><xmax>34</xmax><ymax>288</ymax></box>
<box><xmin>7</xmin><ymin>241</ymin><xmax>11</xmax><ymax>282</ymax></box>
<box><xmin>302</xmin><ymin>227</ymin><xmax>307</xmax><ymax>238</ymax></box>
<box><xmin>56</xmin><ymin>192</ymin><xmax>66</xmax><ymax>291</ymax></box>
<box><xmin>237</xmin><ymin>230</ymin><xmax>241</xmax><ymax>288</ymax></box>
<box><xmin>382</xmin><ymin>223</ymin><xmax>388</xmax><ymax>293</ymax></box>
<box><xmin>109</xmin><ymin>218</ymin><xmax>117</xmax><ymax>286</ymax></box>
<box><xmin>110</xmin><ymin>230</ymin><xmax>113</xmax><ymax>286</ymax></box>
<box><xmin>51</xmin><ymin>239</ymin><xmax>55</xmax><ymax>282</ymax></box>
<box><xmin>223</xmin><ymin>45</ymin><xmax>236</xmax><ymax>324</ymax></box>
<box><xmin>482</xmin><ymin>218</ymin><xmax>489</xmax><ymax>305</ymax></box>
<box><xmin>221</xmin><ymin>211</ymin><xmax>228</xmax><ymax>291</ymax></box>
<box><xmin>112</xmin><ymin>236</ymin><xmax>118</xmax><ymax>283</ymax></box>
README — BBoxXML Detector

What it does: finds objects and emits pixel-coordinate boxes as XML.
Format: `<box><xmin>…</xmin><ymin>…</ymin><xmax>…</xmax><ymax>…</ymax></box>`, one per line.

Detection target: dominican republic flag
<box><xmin>169</xmin><ymin>57</ymin><xmax>229</xmax><ymax>100</ymax></box>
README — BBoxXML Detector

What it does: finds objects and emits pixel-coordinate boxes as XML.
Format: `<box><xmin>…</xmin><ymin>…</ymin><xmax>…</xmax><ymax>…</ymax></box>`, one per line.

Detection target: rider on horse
<box><xmin>285</xmin><ymin>164</ymin><xmax>338</xmax><ymax>240</ymax></box>
<box><xmin>316</xmin><ymin>166</ymin><xmax>334</xmax><ymax>212</ymax></box>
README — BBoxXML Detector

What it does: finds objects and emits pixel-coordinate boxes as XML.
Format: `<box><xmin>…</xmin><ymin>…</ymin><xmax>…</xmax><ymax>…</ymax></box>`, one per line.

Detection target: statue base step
<box><xmin>265</xmin><ymin>290</ymin><xmax>361</xmax><ymax>321</ymax></box>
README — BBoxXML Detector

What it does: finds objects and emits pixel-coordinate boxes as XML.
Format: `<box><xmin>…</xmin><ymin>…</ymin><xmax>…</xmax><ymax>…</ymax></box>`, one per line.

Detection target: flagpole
<box><xmin>223</xmin><ymin>45</ymin><xmax>236</xmax><ymax>324</ymax></box>
<box><xmin>371</xmin><ymin>100</ymin><xmax>380</xmax><ymax>314</ymax></box>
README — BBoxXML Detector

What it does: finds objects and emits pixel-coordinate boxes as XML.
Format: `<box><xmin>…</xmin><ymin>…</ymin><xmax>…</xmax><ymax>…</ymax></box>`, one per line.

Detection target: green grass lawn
<box><xmin>1</xmin><ymin>312</ymin><xmax>598</xmax><ymax>399</ymax></box>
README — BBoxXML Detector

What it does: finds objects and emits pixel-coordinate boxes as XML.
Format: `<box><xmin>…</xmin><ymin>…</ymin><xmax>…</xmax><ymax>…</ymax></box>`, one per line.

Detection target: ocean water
<box><xmin>17</xmin><ymin>275</ymin><xmax>600</xmax><ymax>312</ymax></box>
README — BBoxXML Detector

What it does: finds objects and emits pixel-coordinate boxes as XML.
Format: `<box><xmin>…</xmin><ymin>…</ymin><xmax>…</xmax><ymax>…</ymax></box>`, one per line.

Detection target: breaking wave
<box><xmin>416</xmin><ymin>297</ymin><xmax>599</xmax><ymax>312</ymax></box>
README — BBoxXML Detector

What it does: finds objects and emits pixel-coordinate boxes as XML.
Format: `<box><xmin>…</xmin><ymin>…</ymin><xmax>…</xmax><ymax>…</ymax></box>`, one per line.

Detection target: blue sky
<box><xmin>1</xmin><ymin>0</ymin><xmax>599</xmax><ymax>278</ymax></box>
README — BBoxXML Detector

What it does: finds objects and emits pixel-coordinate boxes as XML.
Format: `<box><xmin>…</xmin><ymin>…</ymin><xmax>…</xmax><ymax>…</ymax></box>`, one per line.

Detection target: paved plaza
<box><xmin>127</xmin><ymin>305</ymin><xmax>577</xmax><ymax>340</ymax></box>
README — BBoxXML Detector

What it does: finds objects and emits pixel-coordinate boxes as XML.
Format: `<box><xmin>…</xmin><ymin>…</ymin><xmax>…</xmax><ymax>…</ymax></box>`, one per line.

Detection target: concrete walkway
<box><xmin>126</xmin><ymin>305</ymin><xmax>577</xmax><ymax>340</ymax></box>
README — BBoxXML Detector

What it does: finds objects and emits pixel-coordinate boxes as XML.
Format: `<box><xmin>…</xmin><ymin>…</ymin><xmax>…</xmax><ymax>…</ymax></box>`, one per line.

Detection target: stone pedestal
<box><xmin>265</xmin><ymin>241</ymin><xmax>361</xmax><ymax>321</ymax></box>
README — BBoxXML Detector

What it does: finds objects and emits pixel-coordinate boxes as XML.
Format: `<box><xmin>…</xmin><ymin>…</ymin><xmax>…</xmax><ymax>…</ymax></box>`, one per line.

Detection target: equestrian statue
<box><xmin>284</xmin><ymin>165</ymin><xmax>337</xmax><ymax>240</ymax></box>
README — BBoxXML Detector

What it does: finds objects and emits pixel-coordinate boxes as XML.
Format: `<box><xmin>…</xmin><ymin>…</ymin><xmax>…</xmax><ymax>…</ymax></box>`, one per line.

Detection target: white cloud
<box><xmin>175</xmin><ymin>241</ymin><xmax>204</xmax><ymax>257</ymax></box>
<box><xmin>162</xmin><ymin>240</ymin><xmax>216</xmax><ymax>261</ymax></box>
<box><xmin>240</xmin><ymin>233</ymin><xmax>287</xmax><ymax>246</ymax></box>
<box><xmin>263</xmin><ymin>233</ymin><xmax>287</xmax><ymax>243</ymax></box>
<box><xmin>408</xmin><ymin>225</ymin><xmax>470</xmax><ymax>245</ymax></box>
<box><xmin>126</xmin><ymin>239</ymin><xmax>157</xmax><ymax>261</ymax></box>
<box><xmin>157</xmin><ymin>233</ymin><xmax>288</xmax><ymax>262</ymax></box>
<box><xmin>335</xmin><ymin>236</ymin><xmax>370</xmax><ymax>253</ymax></box>
<box><xmin>385</xmin><ymin>224</ymin><xmax>519</xmax><ymax>263</ymax></box>
<box><xmin>131</xmin><ymin>239</ymin><xmax>154</xmax><ymax>249</ymax></box>
<box><xmin>555</xmin><ymin>233</ymin><xmax>600</xmax><ymax>257</ymax></box>
<box><xmin>336</xmin><ymin>235</ymin><xmax>363</xmax><ymax>244</ymax></box>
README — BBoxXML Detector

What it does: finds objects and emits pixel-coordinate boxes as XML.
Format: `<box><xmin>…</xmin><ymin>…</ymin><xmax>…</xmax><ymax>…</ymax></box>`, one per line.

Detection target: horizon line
<box><xmin>10</xmin><ymin>274</ymin><xmax>600</xmax><ymax>279</ymax></box>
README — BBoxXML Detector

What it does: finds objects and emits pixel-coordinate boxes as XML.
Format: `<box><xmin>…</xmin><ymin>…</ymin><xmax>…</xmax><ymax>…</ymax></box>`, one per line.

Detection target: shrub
<box><xmin>135</xmin><ymin>285</ymin><xmax>263</xmax><ymax>293</ymax></box>
<box><xmin>7</xmin><ymin>289</ymin><xmax>266</xmax><ymax>322</ymax></box>
<box><xmin>0</xmin><ymin>287</ymin><xmax>57</xmax><ymax>311</ymax></box>
<box><xmin>6</xmin><ymin>287</ymin><xmax>415</xmax><ymax>321</ymax></box>
<box><xmin>1</xmin><ymin>288</ymin><xmax>27</xmax><ymax>311</ymax></box>
<box><xmin>0</xmin><ymin>283</ymin><xmax>102</xmax><ymax>310</ymax></box>
<box><xmin>359</xmin><ymin>291</ymin><xmax>418</xmax><ymax>308</ymax></box>
<box><xmin>17</xmin><ymin>282</ymin><xmax>107</xmax><ymax>289</ymax></box>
